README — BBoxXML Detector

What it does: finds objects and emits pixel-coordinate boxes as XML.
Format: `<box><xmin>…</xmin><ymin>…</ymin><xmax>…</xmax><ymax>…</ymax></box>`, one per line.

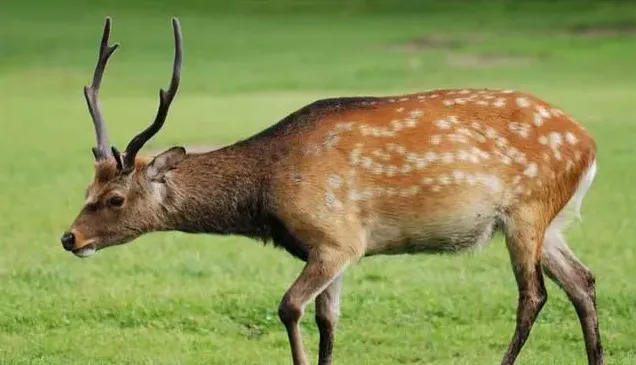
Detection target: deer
<box><xmin>60</xmin><ymin>17</ymin><xmax>604</xmax><ymax>365</ymax></box>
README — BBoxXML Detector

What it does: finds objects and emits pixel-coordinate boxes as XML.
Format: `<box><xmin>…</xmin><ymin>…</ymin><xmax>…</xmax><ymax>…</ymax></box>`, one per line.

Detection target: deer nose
<box><xmin>61</xmin><ymin>232</ymin><xmax>75</xmax><ymax>251</ymax></box>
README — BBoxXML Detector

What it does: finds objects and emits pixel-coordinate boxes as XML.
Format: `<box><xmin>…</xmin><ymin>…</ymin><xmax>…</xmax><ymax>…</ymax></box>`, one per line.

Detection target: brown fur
<box><xmin>63</xmin><ymin>88</ymin><xmax>603</xmax><ymax>365</ymax></box>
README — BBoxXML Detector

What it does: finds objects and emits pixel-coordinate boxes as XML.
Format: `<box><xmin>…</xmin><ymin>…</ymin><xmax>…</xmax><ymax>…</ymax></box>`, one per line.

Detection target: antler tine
<box><xmin>122</xmin><ymin>17</ymin><xmax>183</xmax><ymax>170</ymax></box>
<box><xmin>83</xmin><ymin>16</ymin><xmax>120</xmax><ymax>161</ymax></box>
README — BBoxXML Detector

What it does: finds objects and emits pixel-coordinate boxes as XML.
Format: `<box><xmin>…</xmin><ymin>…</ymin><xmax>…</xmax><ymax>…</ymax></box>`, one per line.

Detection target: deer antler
<box><xmin>83</xmin><ymin>16</ymin><xmax>119</xmax><ymax>161</ymax></box>
<box><xmin>121</xmin><ymin>17</ymin><xmax>183</xmax><ymax>171</ymax></box>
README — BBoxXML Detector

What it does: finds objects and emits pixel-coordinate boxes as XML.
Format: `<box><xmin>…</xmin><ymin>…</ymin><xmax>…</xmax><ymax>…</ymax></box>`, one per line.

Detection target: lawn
<box><xmin>1</xmin><ymin>1</ymin><xmax>636</xmax><ymax>364</ymax></box>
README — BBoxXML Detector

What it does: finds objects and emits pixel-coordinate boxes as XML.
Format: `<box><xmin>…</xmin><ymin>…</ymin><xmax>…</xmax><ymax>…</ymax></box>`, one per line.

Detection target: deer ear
<box><xmin>146</xmin><ymin>146</ymin><xmax>186</xmax><ymax>182</ymax></box>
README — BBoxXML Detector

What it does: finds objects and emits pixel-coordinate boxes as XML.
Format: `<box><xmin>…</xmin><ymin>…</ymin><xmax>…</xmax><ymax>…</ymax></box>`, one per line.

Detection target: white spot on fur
<box><xmin>495</xmin><ymin>137</ymin><xmax>508</xmax><ymax>148</ymax></box>
<box><xmin>438</xmin><ymin>174</ymin><xmax>451</xmax><ymax>185</ymax></box>
<box><xmin>396</xmin><ymin>107</ymin><xmax>405</xmax><ymax>113</ymax></box>
<box><xmin>391</xmin><ymin>120</ymin><xmax>403</xmax><ymax>131</ymax></box>
<box><xmin>359</xmin><ymin>156</ymin><xmax>373</xmax><ymax>168</ymax></box>
<box><xmin>457</xmin><ymin>127</ymin><xmax>472</xmax><ymax>136</ymax></box>
<box><xmin>325</xmin><ymin>192</ymin><xmax>344</xmax><ymax>210</ymax></box>
<box><xmin>548</xmin><ymin>132</ymin><xmax>563</xmax><ymax>160</ymax></box>
<box><xmin>565</xmin><ymin>131</ymin><xmax>578</xmax><ymax>145</ymax></box>
<box><xmin>435</xmin><ymin>118</ymin><xmax>451</xmax><ymax>129</ymax></box>
<box><xmin>465</xmin><ymin>174</ymin><xmax>476</xmax><ymax>185</ymax></box>
<box><xmin>538</xmin><ymin>106</ymin><xmax>551</xmax><ymax>118</ymax></box>
<box><xmin>349</xmin><ymin>149</ymin><xmax>361</xmax><ymax>166</ymax></box>
<box><xmin>422</xmin><ymin>177</ymin><xmax>434</xmax><ymax>185</ymax></box>
<box><xmin>403</xmin><ymin>118</ymin><xmax>418</xmax><ymax>128</ymax></box>
<box><xmin>472</xmin><ymin>147</ymin><xmax>490</xmax><ymax>160</ymax></box>
<box><xmin>516</xmin><ymin>97</ymin><xmax>530</xmax><ymax>107</ymax></box>
<box><xmin>409</xmin><ymin>109</ymin><xmax>424</xmax><ymax>119</ymax></box>
<box><xmin>400</xmin><ymin>164</ymin><xmax>413</xmax><ymax>174</ymax></box>
<box><xmin>335</xmin><ymin>122</ymin><xmax>355</xmax><ymax>131</ymax></box>
<box><xmin>415</xmin><ymin>157</ymin><xmax>427</xmax><ymax>170</ymax></box>
<box><xmin>327</xmin><ymin>175</ymin><xmax>342</xmax><ymax>189</ymax></box>
<box><xmin>448</xmin><ymin>134</ymin><xmax>469</xmax><ymax>143</ymax></box>
<box><xmin>430</xmin><ymin>135</ymin><xmax>442</xmax><ymax>145</ymax></box>
<box><xmin>425</xmin><ymin>152</ymin><xmax>438</xmax><ymax>162</ymax></box>
<box><xmin>477</xmin><ymin>174</ymin><xmax>502</xmax><ymax>192</ymax></box>
<box><xmin>457</xmin><ymin>150</ymin><xmax>471</xmax><ymax>162</ymax></box>
<box><xmin>514</xmin><ymin>153</ymin><xmax>527</xmax><ymax>165</ymax></box>
<box><xmin>371</xmin><ymin>149</ymin><xmax>391</xmax><ymax>161</ymax></box>
<box><xmin>508</xmin><ymin>122</ymin><xmax>532</xmax><ymax>138</ymax></box>
<box><xmin>493</xmin><ymin>98</ymin><xmax>506</xmax><ymax>107</ymax></box>
<box><xmin>523</xmin><ymin>163</ymin><xmax>538</xmax><ymax>177</ymax></box>
<box><xmin>441</xmin><ymin>152</ymin><xmax>455</xmax><ymax>164</ymax></box>
<box><xmin>400</xmin><ymin>186</ymin><xmax>420</xmax><ymax>196</ymax></box>
<box><xmin>499</xmin><ymin>154</ymin><xmax>512</xmax><ymax>165</ymax></box>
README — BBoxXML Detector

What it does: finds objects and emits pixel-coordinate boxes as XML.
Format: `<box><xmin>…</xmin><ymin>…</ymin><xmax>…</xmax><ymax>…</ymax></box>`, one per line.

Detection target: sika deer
<box><xmin>61</xmin><ymin>17</ymin><xmax>604</xmax><ymax>365</ymax></box>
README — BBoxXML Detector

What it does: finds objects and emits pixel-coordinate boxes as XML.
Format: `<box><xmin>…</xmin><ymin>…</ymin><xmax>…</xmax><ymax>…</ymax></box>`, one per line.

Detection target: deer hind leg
<box><xmin>278</xmin><ymin>245</ymin><xmax>354</xmax><ymax>365</ymax></box>
<box><xmin>541</xmin><ymin>228</ymin><xmax>604</xmax><ymax>365</ymax></box>
<box><xmin>315</xmin><ymin>274</ymin><xmax>343</xmax><ymax>365</ymax></box>
<box><xmin>500</xmin><ymin>212</ymin><xmax>548</xmax><ymax>365</ymax></box>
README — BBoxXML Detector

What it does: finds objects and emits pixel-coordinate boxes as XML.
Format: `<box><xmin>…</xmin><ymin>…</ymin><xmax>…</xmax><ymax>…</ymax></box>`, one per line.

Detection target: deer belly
<box><xmin>364</xmin><ymin>213</ymin><xmax>499</xmax><ymax>256</ymax></box>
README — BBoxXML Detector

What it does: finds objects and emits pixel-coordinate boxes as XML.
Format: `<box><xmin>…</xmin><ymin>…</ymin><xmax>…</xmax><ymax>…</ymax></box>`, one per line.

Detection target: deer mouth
<box><xmin>72</xmin><ymin>243</ymin><xmax>97</xmax><ymax>258</ymax></box>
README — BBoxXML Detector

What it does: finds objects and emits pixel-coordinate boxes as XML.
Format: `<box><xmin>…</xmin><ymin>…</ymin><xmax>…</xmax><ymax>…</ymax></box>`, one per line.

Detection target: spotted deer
<box><xmin>61</xmin><ymin>17</ymin><xmax>604</xmax><ymax>365</ymax></box>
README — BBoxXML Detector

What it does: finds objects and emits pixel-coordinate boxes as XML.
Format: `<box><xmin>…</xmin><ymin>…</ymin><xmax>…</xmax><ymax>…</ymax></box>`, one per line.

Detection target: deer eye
<box><xmin>107</xmin><ymin>196</ymin><xmax>125</xmax><ymax>208</ymax></box>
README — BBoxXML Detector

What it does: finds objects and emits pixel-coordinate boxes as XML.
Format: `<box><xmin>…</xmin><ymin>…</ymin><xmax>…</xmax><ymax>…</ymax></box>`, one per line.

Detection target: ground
<box><xmin>1</xmin><ymin>1</ymin><xmax>635</xmax><ymax>364</ymax></box>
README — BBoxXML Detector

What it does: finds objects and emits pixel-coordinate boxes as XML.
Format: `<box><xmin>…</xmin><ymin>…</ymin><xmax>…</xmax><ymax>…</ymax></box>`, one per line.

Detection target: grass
<box><xmin>1</xmin><ymin>1</ymin><xmax>636</xmax><ymax>364</ymax></box>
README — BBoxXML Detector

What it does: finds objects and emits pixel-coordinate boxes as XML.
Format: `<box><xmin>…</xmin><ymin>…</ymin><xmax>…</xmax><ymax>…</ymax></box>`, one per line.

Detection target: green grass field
<box><xmin>1</xmin><ymin>1</ymin><xmax>636</xmax><ymax>364</ymax></box>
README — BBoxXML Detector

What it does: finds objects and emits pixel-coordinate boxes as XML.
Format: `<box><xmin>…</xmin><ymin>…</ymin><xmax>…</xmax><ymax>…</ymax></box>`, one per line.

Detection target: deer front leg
<box><xmin>278</xmin><ymin>248</ymin><xmax>351</xmax><ymax>365</ymax></box>
<box><xmin>315</xmin><ymin>274</ymin><xmax>343</xmax><ymax>365</ymax></box>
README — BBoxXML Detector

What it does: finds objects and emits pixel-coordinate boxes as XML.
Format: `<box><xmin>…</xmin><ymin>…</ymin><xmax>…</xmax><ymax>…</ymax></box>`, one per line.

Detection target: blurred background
<box><xmin>1</xmin><ymin>0</ymin><xmax>635</xmax><ymax>364</ymax></box>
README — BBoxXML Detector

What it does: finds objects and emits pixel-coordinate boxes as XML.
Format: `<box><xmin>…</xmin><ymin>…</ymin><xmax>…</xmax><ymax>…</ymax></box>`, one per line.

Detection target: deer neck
<box><xmin>163</xmin><ymin>144</ymin><xmax>271</xmax><ymax>239</ymax></box>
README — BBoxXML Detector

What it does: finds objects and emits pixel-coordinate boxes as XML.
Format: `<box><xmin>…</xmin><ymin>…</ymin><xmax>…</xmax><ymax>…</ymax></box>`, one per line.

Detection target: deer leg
<box><xmin>278</xmin><ymin>248</ymin><xmax>351</xmax><ymax>365</ymax></box>
<box><xmin>500</xmin><ymin>223</ymin><xmax>548</xmax><ymax>365</ymax></box>
<box><xmin>542</xmin><ymin>229</ymin><xmax>604</xmax><ymax>365</ymax></box>
<box><xmin>315</xmin><ymin>274</ymin><xmax>343</xmax><ymax>365</ymax></box>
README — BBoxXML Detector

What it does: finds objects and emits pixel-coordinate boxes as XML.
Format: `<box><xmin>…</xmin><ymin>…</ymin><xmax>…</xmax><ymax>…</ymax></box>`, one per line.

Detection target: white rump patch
<box><xmin>548</xmin><ymin>158</ymin><xmax>597</xmax><ymax>234</ymax></box>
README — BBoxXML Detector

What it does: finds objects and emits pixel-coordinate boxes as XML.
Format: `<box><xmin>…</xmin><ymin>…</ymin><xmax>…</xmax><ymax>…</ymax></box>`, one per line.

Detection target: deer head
<box><xmin>61</xmin><ymin>17</ymin><xmax>185</xmax><ymax>257</ymax></box>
